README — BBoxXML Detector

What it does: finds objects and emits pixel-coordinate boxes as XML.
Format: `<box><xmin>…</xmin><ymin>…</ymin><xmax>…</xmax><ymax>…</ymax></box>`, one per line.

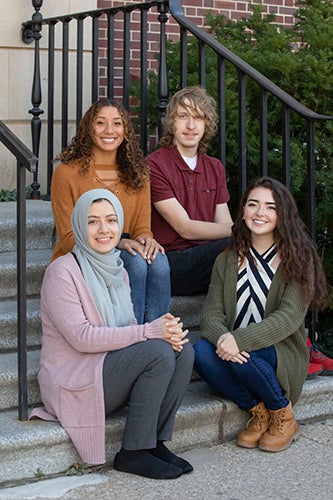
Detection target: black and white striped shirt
<box><xmin>234</xmin><ymin>245</ymin><xmax>277</xmax><ymax>329</ymax></box>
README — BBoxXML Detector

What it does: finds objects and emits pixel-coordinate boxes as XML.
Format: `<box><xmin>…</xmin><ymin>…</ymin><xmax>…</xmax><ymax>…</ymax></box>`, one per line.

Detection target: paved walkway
<box><xmin>1</xmin><ymin>417</ymin><xmax>332</xmax><ymax>500</ymax></box>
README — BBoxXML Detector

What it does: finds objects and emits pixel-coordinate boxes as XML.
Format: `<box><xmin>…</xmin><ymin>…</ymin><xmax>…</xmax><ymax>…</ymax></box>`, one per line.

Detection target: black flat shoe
<box><xmin>149</xmin><ymin>442</ymin><xmax>193</xmax><ymax>474</ymax></box>
<box><xmin>113</xmin><ymin>449</ymin><xmax>183</xmax><ymax>479</ymax></box>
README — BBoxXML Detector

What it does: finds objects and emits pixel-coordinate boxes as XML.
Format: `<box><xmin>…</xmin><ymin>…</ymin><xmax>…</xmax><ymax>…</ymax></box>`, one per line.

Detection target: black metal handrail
<box><xmin>0</xmin><ymin>121</ymin><xmax>38</xmax><ymax>420</ymax></box>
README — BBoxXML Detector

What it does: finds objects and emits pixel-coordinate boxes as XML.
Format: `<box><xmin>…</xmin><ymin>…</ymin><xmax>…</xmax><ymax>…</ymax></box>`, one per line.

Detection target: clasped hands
<box><xmin>118</xmin><ymin>236</ymin><xmax>164</xmax><ymax>264</ymax></box>
<box><xmin>162</xmin><ymin>313</ymin><xmax>189</xmax><ymax>352</ymax></box>
<box><xmin>216</xmin><ymin>332</ymin><xmax>250</xmax><ymax>364</ymax></box>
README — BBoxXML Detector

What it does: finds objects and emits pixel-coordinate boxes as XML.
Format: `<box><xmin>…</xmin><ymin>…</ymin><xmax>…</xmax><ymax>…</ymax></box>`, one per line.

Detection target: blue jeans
<box><xmin>167</xmin><ymin>239</ymin><xmax>230</xmax><ymax>295</ymax></box>
<box><xmin>120</xmin><ymin>250</ymin><xmax>171</xmax><ymax>324</ymax></box>
<box><xmin>194</xmin><ymin>339</ymin><xmax>289</xmax><ymax>411</ymax></box>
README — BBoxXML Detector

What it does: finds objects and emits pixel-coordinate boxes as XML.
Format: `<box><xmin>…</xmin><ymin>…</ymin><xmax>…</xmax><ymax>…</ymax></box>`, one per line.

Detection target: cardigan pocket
<box><xmin>59</xmin><ymin>382</ymin><xmax>99</xmax><ymax>428</ymax></box>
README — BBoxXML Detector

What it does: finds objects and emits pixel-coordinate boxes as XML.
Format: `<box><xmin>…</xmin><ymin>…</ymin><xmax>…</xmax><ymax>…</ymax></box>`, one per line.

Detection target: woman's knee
<box><xmin>121</xmin><ymin>251</ymin><xmax>148</xmax><ymax>279</ymax></box>
<box><xmin>228</xmin><ymin>358</ymin><xmax>255</xmax><ymax>378</ymax></box>
<box><xmin>149</xmin><ymin>252</ymin><xmax>170</xmax><ymax>279</ymax></box>
<box><xmin>144</xmin><ymin>339</ymin><xmax>176</xmax><ymax>372</ymax></box>
<box><xmin>193</xmin><ymin>339</ymin><xmax>216</xmax><ymax>365</ymax></box>
<box><xmin>176</xmin><ymin>342</ymin><xmax>195</xmax><ymax>372</ymax></box>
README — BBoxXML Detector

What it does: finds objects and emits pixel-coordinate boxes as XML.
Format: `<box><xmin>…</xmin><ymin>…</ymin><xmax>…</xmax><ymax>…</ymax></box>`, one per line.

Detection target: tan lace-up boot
<box><xmin>237</xmin><ymin>402</ymin><xmax>270</xmax><ymax>449</ymax></box>
<box><xmin>258</xmin><ymin>402</ymin><xmax>299</xmax><ymax>452</ymax></box>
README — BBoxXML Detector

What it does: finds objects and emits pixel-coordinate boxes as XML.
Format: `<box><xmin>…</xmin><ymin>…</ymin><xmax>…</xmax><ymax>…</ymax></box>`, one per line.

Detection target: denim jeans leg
<box><xmin>167</xmin><ymin>239</ymin><xmax>230</xmax><ymax>295</ymax></box>
<box><xmin>120</xmin><ymin>250</ymin><xmax>171</xmax><ymax>324</ymax></box>
<box><xmin>145</xmin><ymin>251</ymin><xmax>171</xmax><ymax>322</ymax></box>
<box><xmin>120</xmin><ymin>251</ymin><xmax>147</xmax><ymax>324</ymax></box>
<box><xmin>193</xmin><ymin>339</ymin><xmax>257</xmax><ymax>410</ymax></box>
<box><xmin>228</xmin><ymin>348</ymin><xmax>289</xmax><ymax>410</ymax></box>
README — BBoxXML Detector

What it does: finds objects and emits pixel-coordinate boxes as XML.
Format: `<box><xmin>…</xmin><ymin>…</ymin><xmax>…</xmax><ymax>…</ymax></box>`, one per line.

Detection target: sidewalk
<box><xmin>1</xmin><ymin>417</ymin><xmax>332</xmax><ymax>500</ymax></box>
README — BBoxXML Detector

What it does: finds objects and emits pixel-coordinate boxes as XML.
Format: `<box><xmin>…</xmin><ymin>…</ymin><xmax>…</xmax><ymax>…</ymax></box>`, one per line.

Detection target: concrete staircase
<box><xmin>0</xmin><ymin>200</ymin><xmax>333</xmax><ymax>487</ymax></box>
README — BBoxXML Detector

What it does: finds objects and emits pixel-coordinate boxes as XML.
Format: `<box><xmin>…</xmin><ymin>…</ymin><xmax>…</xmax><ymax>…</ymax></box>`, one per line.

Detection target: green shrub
<box><xmin>0</xmin><ymin>186</ymin><xmax>32</xmax><ymax>201</ymax></box>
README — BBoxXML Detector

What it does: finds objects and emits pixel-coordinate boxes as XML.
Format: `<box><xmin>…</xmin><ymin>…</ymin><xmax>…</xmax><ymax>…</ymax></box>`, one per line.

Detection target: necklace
<box><xmin>94</xmin><ymin>165</ymin><xmax>120</xmax><ymax>195</ymax></box>
<box><xmin>108</xmin><ymin>179</ymin><xmax>120</xmax><ymax>196</ymax></box>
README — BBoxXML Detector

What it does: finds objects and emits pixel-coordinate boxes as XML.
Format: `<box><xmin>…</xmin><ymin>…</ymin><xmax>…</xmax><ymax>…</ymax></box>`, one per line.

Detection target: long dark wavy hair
<box><xmin>159</xmin><ymin>86</ymin><xmax>218</xmax><ymax>155</ymax></box>
<box><xmin>54</xmin><ymin>98</ymin><xmax>149</xmax><ymax>190</ymax></box>
<box><xmin>231</xmin><ymin>177</ymin><xmax>327</xmax><ymax>310</ymax></box>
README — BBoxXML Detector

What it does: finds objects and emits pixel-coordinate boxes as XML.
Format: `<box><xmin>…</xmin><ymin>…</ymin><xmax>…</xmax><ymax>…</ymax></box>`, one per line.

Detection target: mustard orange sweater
<box><xmin>50</xmin><ymin>162</ymin><xmax>153</xmax><ymax>261</ymax></box>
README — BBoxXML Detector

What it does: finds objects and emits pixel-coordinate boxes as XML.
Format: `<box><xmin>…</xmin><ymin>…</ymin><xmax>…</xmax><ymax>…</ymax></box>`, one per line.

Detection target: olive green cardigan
<box><xmin>200</xmin><ymin>249</ymin><xmax>309</xmax><ymax>405</ymax></box>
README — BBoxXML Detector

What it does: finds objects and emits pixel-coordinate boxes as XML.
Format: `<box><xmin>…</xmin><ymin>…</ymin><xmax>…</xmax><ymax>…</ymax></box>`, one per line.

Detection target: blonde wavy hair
<box><xmin>159</xmin><ymin>86</ymin><xmax>218</xmax><ymax>154</ymax></box>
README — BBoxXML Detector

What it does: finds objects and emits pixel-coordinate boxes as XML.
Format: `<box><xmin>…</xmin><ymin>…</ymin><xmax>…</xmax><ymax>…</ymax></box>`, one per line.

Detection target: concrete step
<box><xmin>0</xmin><ymin>330</ymin><xmax>201</xmax><ymax>413</ymax></box>
<box><xmin>0</xmin><ymin>291</ymin><xmax>203</xmax><ymax>354</ymax></box>
<box><xmin>0</xmin><ymin>248</ymin><xmax>52</xmax><ymax>299</ymax></box>
<box><xmin>0</xmin><ymin>298</ymin><xmax>42</xmax><ymax>352</ymax></box>
<box><xmin>0</xmin><ymin>200</ymin><xmax>54</xmax><ymax>253</ymax></box>
<box><xmin>0</xmin><ymin>376</ymin><xmax>332</xmax><ymax>486</ymax></box>
<box><xmin>0</xmin><ymin>351</ymin><xmax>40</xmax><ymax>411</ymax></box>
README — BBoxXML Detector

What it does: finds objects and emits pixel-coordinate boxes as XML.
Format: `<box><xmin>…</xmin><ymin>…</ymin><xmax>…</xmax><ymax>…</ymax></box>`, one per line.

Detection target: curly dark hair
<box><xmin>159</xmin><ymin>86</ymin><xmax>218</xmax><ymax>155</ymax></box>
<box><xmin>231</xmin><ymin>176</ymin><xmax>327</xmax><ymax>311</ymax></box>
<box><xmin>54</xmin><ymin>98</ymin><xmax>149</xmax><ymax>190</ymax></box>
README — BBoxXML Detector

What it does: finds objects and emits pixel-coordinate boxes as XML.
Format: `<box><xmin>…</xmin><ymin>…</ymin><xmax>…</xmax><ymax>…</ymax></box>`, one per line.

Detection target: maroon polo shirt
<box><xmin>148</xmin><ymin>146</ymin><xmax>230</xmax><ymax>252</ymax></box>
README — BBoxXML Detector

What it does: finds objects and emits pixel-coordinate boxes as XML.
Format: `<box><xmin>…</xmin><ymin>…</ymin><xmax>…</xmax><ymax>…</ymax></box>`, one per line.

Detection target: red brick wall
<box><xmin>97</xmin><ymin>1</ymin><xmax>298</xmax><ymax>26</ymax></box>
<box><xmin>97</xmin><ymin>1</ymin><xmax>298</xmax><ymax>99</ymax></box>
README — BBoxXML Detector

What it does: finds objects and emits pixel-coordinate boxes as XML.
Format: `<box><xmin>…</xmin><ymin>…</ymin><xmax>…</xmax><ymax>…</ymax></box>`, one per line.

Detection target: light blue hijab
<box><xmin>71</xmin><ymin>189</ymin><xmax>133</xmax><ymax>327</ymax></box>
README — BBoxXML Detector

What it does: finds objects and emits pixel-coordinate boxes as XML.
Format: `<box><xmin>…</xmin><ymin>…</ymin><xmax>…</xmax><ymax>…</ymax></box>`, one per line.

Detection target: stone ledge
<box><xmin>1</xmin><ymin>376</ymin><xmax>332</xmax><ymax>486</ymax></box>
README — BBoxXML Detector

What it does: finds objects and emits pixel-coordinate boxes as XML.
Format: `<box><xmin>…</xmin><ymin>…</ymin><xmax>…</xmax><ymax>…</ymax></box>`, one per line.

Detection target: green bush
<box><xmin>0</xmin><ymin>186</ymin><xmax>32</xmax><ymax>201</ymax></box>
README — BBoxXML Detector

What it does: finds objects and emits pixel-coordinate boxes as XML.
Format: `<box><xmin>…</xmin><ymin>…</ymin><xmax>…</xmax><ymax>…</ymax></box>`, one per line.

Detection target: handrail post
<box><xmin>28</xmin><ymin>0</ymin><xmax>44</xmax><ymax>200</ymax></box>
<box><xmin>17</xmin><ymin>161</ymin><xmax>28</xmax><ymax>420</ymax></box>
<box><xmin>156</xmin><ymin>1</ymin><xmax>169</xmax><ymax>140</ymax></box>
<box><xmin>306</xmin><ymin>119</ymin><xmax>317</xmax><ymax>343</ymax></box>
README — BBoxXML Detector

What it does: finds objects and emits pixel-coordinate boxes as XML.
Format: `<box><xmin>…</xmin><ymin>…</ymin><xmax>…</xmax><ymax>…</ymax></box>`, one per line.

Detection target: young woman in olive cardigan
<box><xmin>30</xmin><ymin>189</ymin><xmax>194</xmax><ymax>479</ymax></box>
<box><xmin>194</xmin><ymin>177</ymin><xmax>327</xmax><ymax>453</ymax></box>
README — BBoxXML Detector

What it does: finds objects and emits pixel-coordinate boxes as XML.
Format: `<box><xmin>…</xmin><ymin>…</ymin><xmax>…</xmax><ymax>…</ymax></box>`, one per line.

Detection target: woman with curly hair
<box><xmin>51</xmin><ymin>98</ymin><xmax>170</xmax><ymax>323</ymax></box>
<box><xmin>194</xmin><ymin>177</ymin><xmax>327</xmax><ymax>453</ymax></box>
<box><xmin>148</xmin><ymin>86</ymin><xmax>233</xmax><ymax>296</ymax></box>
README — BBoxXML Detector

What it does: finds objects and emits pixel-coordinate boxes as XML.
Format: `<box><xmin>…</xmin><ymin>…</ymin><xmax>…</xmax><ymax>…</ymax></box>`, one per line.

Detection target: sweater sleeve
<box><xmin>200</xmin><ymin>252</ymin><xmax>234</xmax><ymax>346</ymax></box>
<box><xmin>127</xmin><ymin>181</ymin><xmax>153</xmax><ymax>240</ymax></box>
<box><xmin>232</xmin><ymin>276</ymin><xmax>310</xmax><ymax>352</ymax></box>
<box><xmin>50</xmin><ymin>163</ymin><xmax>77</xmax><ymax>257</ymax></box>
<box><xmin>41</xmin><ymin>258</ymin><xmax>164</xmax><ymax>353</ymax></box>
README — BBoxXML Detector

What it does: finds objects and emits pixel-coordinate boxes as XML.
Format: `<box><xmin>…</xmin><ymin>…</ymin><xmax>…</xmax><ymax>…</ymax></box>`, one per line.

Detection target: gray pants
<box><xmin>103</xmin><ymin>339</ymin><xmax>194</xmax><ymax>450</ymax></box>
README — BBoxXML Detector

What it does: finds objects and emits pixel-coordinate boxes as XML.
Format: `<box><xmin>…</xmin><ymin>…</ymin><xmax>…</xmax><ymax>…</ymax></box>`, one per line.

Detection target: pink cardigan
<box><xmin>29</xmin><ymin>253</ymin><xmax>164</xmax><ymax>464</ymax></box>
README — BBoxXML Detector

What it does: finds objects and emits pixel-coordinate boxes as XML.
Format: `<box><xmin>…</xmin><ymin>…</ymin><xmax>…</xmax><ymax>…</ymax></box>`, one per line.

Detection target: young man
<box><xmin>147</xmin><ymin>86</ymin><xmax>233</xmax><ymax>296</ymax></box>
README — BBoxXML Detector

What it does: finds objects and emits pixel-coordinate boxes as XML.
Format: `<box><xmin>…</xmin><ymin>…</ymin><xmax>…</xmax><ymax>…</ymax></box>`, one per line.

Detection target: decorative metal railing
<box><xmin>0</xmin><ymin>121</ymin><xmax>37</xmax><ymax>420</ymax></box>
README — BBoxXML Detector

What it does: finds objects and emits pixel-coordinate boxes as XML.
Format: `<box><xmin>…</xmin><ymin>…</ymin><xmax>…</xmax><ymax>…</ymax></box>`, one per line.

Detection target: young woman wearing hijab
<box><xmin>194</xmin><ymin>177</ymin><xmax>327</xmax><ymax>453</ymax></box>
<box><xmin>50</xmin><ymin>98</ymin><xmax>170</xmax><ymax>324</ymax></box>
<box><xmin>29</xmin><ymin>189</ymin><xmax>194</xmax><ymax>479</ymax></box>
